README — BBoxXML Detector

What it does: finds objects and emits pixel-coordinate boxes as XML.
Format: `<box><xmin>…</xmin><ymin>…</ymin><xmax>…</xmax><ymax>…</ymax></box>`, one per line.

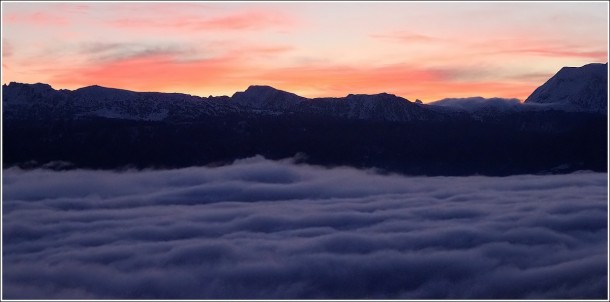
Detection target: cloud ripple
<box><xmin>2</xmin><ymin>156</ymin><xmax>608</xmax><ymax>299</ymax></box>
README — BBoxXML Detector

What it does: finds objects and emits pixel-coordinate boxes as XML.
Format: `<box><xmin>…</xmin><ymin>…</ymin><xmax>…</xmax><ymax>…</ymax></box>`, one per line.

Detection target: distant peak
<box><xmin>246</xmin><ymin>85</ymin><xmax>276</xmax><ymax>90</ymax></box>
<box><xmin>234</xmin><ymin>85</ymin><xmax>305</xmax><ymax>99</ymax></box>
<box><xmin>346</xmin><ymin>92</ymin><xmax>409</xmax><ymax>103</ymax></box>
<box><xmin>243</xmin><ymin>85</ymin><xmax>285</xmax><ymax>94</ymax></box>
<box><xmin>231</xmin><ymin>85</ymin><xmax>307</xmax><ymax>108</ymax></box>
<box><xmin>524</xmin><ymin>62</ymin><xmax>607</xmax><ymax>114</ymax></box>
<box><xmin>581</xmin><ymin>62</ymin><xmax>607</xmax><ymax>67</ymax></box>
<box><xmin>7</xmin><ymin>81</ymin><xmax>53</xmax><ymax>88</ymax></box>
<box><xmin>75</xmin><ymin>85</ymin><xmax>136</xmax><ymax>94</ymax></box>
<box><xmin>559</xmin><ymin>62</ymin><xmax>607</xmax><ymax>72</ymax></box>
<box><xmin>347</xmin><ymin>92</ymin><xmax>395</xmax><ymax>97</ymax></box>
<box><xmin>77</xmin><ymin>84</ymin><xmax>114</xmax><ymax>90</ymax></box>
<box><xmin>4</xmin><ymin>82</ymin><xmax>54</xmax><ymax>91</ymax></box>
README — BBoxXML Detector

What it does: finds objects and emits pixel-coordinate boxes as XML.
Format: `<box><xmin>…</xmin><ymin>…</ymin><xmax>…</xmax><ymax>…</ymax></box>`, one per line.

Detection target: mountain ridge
<box><xmin>2</xmin><ymin>63</ymin><xmax>607</xmax><ymax>175</ymax></box>
<box><xmin>524</xmin><ymin>62</ymin><xmax>607</xmax><ymax>114</ymax></box>
<box><xmin>3</xmin><ymin>81</ymin><xmax>449</xmax><ymax>122</ymax></box>
<box><xmin>4</xmin><ymin>62</ymin><xmax>607</xmax><ymax>118</ymax></box>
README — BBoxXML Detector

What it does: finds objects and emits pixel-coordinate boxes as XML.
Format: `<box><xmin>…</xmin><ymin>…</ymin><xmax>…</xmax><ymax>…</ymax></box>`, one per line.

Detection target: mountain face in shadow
<box><xmin>525</xmin><ymin>63</ymin><xmax>607</xmax><ymax>114</ymax></box>
<box><xmin>2</xmin><ymin>63</ymin><xmax>607</xmax><ymax>175</ymax></box>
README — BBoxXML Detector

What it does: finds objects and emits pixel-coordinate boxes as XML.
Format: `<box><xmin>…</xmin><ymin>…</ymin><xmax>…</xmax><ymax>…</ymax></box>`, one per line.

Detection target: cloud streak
<box><xmin>109</xmin><ymin>9</ymin><xmax>296</xmax><ymax>32</ymax></box>
<box><xmin>479</xmin><ymin>38</ymin><xmax>608</xmax><ymax>62</ymax></box>
<box><xmin>370</xmin><ymin>32</ymin><xmax>442</xmax><ymax>43</ymax></box>
<box><xmin>4</xmin><ymin>11</ymin><xmax>69</xmax><ymax>26</ymax></box>
<box><xmin>3</xmin><ymin>156</ymin><xmax>608</xmax><ymax>299</ymax></box>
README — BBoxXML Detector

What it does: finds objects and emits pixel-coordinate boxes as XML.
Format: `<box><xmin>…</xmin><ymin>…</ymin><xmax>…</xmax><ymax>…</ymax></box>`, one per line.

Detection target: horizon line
<box><xmin>2</xmin><ymin>80</ymin><xmax>532</xmax><ymax>103</ymax></box>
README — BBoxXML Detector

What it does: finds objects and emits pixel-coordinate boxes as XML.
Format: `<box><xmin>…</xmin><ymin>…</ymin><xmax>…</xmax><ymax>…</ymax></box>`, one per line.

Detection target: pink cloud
<box><xmin>197</xmin><ymin>10</ymin><xmax>292</xmax><ymax>30</ymax></box>
<box><xmin>4</xmin><ymin>11</ymin><xmax>69</xmax><ymax>26</ymax></box>
<box><xmin>109</xmin><ymin>9</ymin><xmax>296</xmax><ymax>32</ymax></box>
<box><xmin>109</xmin><ymin>3</ymin><xmax>215</xmax><ymax>15</ymax></box>
<box><xmin>492</xmin><ymin>46</ymin><xmax>607</xmax><ymax>61</ymax></box>
<box><xmin>370</xmin><ymin>32</ymin><xmax>442</xmax><ymax>43</ymax></box>
<box><xmin>371</xmin><ymin>29</ymin><xmax>607</xmax><ymax>62</ymax></box>
<box><xmin>472</xmin><ymin>37</ymin><xmax>608</xmax><ymax>61</ymax></box>
<box><xmin>51</xmin><ymin>3</ymin><xmax>90</xmax><ymax>13</ymax></box>
<box><xmin>3</xmin><ymin>40</ymin><xmax>13</xmax><ymax>58</ymax></box>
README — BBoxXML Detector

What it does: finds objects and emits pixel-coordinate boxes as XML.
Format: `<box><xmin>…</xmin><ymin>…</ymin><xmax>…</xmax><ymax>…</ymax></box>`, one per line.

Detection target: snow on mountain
<box><xmin>2</xmin><ymin>82</ymin><xmax>56</xmax><ymax>103</ymax></box>
<box><xmin>5</xmin><ymin>82</ymin><xmax>443</xmax><ymax>122</ymax></box>
<box><xmin>524</xmin><ymin>63</ymin><xmax>608</xmax><ymax>114</ymax></box>
<box><xmin>426</xmin><ymin>96</ymin><xmax>548</xmax><ymax>119</ymax></box>
<box><xmin>4</xmin><ymin>62</ymin><xmax>607</xmax><ymax>124</ymax></box>
<box><xmin>430</xmin><ymin>97</ymin><xmax>522</xmax><ymax>112</ymax></box>
<box><xmin>338</xmin><ymin>93</ymin><xmax>416</xmax><ymax>120</ymax></box>
<box><xmin>308</xmin><ymin>93</ymin><xmax>441</xmax><ymax>122</ymax></box>
<box><xmin>231</xmin><ymin>86</ymin><xmax>443</xmax><ymax>122</ymax></box>
<box><xmin>231</xmin><ymin>85</ymin><xmax>307</xmax><ymax>113</ymax></box>
<box><xmin>2</xmin><ymin>82</ymin><xmax>236</xmax><ymax>121</ymax></box>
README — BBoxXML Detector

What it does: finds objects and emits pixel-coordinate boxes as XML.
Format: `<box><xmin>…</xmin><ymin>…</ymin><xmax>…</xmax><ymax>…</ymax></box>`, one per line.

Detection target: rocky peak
<box><xmin>231</xmin><ymin>85</ymin><xmax>306</xmax><ymax>109</ymax></box>
<box><xmin>524</xmin><ymin>63</ymin><xmax>607</xmax><ymax>114</ymax></box>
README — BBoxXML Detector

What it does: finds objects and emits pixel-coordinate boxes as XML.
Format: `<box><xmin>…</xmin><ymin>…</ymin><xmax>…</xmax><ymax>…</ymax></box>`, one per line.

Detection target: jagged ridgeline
<box><xmin>2</xmin><ymin>63</ymin><xmax>607</xmax><ymax>175</ymax></box>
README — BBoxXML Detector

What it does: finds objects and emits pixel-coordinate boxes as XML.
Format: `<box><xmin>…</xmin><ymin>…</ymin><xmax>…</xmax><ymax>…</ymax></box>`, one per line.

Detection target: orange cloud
<box><xmin>414</xmin><ymin>81</ymin><xmax>538</xmax><ymax>102</ymax></box>
<box><xmin>44</xmin><ymin>41</ymin><xmax>290</xmax><ymax>89</ymax></box>
<box><xmin>43</xmin><ymin>54</ymin><xmax>539</xmax><ymax>102</ymax></box>
<box><xmin>50</xmin><ymin>53</ymin><xmax>245</xmax><ymax>93</ymax></box>
<box><xmin>251</xmin><ymin>63</ymin><xmax>537</xmax><ymax>101</ymax></box>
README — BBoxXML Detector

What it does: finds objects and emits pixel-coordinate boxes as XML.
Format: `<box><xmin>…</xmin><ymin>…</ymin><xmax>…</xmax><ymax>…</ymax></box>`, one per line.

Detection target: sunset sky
<box><xmin>2</xmin><ymin>1</ymin><xmax>608</xmax><ymax>102</ymax></box>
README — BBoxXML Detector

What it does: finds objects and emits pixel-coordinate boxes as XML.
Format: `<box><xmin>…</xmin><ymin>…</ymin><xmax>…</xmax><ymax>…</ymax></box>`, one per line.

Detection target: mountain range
<box><xmin>2</xmin><ymin>63</ymin><xmax>607</xmax><ymax>175</ymax></box>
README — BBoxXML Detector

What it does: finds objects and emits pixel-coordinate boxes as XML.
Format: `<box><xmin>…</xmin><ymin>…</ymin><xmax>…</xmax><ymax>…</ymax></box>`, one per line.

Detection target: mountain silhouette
<box><xmin>2</xmin><ymin>63</ymin><xmax>607</xmax><ymax>175</ymax></box>
<box><xmin>525</xmin><ymin>63</ymin><xmax>607</xmax><ymax>114</ymax></box>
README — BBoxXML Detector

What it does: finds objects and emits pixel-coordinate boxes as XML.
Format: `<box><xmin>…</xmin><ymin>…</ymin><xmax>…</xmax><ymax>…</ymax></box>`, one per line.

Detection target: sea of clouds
<box><xmin>2</xmin><ymin>156</ymin><xmax>608</xmax><ymax>299</ymax></box>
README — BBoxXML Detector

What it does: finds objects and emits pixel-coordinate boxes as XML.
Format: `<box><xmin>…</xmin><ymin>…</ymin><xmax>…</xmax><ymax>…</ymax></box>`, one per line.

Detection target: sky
<box><xmin>1</xmin><ymin>1</ymin><xmax>608</xmax><ymax>102</ymax></box>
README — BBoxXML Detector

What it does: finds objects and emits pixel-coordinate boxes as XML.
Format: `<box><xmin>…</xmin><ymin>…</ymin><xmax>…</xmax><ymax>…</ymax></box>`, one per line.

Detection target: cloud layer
<box><xmin>2</xmin><ymin>156</ymin><xmax>608</xmax><ymax>299</ymax></box>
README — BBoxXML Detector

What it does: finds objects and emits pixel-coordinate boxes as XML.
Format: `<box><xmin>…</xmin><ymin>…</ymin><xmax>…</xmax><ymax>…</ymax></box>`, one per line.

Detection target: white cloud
<box><xmin>2</xmin><ymin>156</ymin><xmax>607</xmax><ymax>299</ymax></box>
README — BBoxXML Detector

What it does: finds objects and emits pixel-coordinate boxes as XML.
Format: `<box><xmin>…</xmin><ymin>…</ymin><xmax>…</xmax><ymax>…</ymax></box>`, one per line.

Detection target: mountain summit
<box><xmin>524</xmin><ymin>63</ymin><xmax>608</xmax><ymax>114</ymax></box>
<box><xmin>231</xmin><ymin>85</ymin><xmax>306</xmax><ymax>110</ymax></box>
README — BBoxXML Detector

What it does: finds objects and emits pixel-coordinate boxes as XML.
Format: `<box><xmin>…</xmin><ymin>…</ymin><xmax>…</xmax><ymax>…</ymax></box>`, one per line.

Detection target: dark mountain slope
<box><xmin>525</xmin><ymin>63</ymin><xmax>607</xmax><ymax>114</ymax></box>
<box><xmin>2</xmin><ymin>62</ymin><xmax>607</xmax><ymax>175</ymax></box>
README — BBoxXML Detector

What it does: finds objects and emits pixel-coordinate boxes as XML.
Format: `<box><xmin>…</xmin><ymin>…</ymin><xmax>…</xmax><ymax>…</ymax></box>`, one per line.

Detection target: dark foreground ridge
<box><xmin>2</xmin><ymin>63</ymin><xmax>607</xmax><ymax>175</ymax></box>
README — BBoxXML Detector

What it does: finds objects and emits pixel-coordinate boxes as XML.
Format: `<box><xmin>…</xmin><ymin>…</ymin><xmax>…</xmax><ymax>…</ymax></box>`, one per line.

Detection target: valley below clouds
<box><xmin>2</xmin><ymin>156</ymin><xmax>608</xmax><ymax>299</ymax></box>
